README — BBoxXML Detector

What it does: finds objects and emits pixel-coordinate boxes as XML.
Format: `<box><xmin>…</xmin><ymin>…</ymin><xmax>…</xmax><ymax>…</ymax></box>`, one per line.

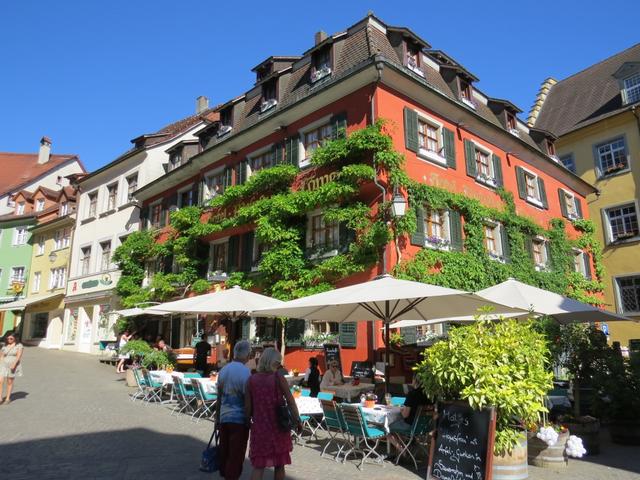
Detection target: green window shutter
<box><xmin>197</xmin><ymin>178</ymin><xmax>205</xmax><ymax>206</ymax></box>
<box><xmin>515</xmin><ymin>167</ymin><xmax>527</xmax><ymax>200</ymax></box>
<box><xmin>583</xmin><ymin>252</ymin><xmax>593</xmax><ymax>280</ymax></box>
<box><xmin>223</xmin><ymin>167</ymin><xmax>232</xmax><ymax>188</ymax></box>
<box><xmin>227</xmin><ymin>235</ymin><xmax>239</xmax><ymax>272</ymax></box>
<box><xmin>241</xmin><ymin>317</ymin><xmax>250</xmax><ymax>340</ymax></box>
<box><xmin>339</xmin><ymin>322</ymin><xmax>357</xmax><ymax>348</ymax></box>
<box><xmin>235</xmin><ymin>160</ymin><xmax>247</xmax><ymax>185</ymax></box>
<box><xmin>464</xmin><ymin>139</ymin><xmax>477</xmax><ymax>178</ymax></box>
<box><xmin>492</xmin><ymin>154</ymin><xmax>503</xmax><ymax>187</ymax></box>
<box><xmin>443</xmin><ymin>127</ymin><xmax>456</xmax><ymax>169</ymax></box>
<box><xmin>449</xmin><ymin>209</ymin><xmax>463</xmax><ymax>251</ymax></box>
<box><xmin>331</xmin><ymin>112</ymin><xmax>347</xmax><ymax>139</ymax></box>
<box><xmin>285</xmin><ymin>136</ymin><xmax>299</xmax><ymax>167</ymax></box>
<box><xmin>558</xmin><ymin>188</ymin><xmax>569</xmax><ymax>218</ymax></box>
<box><xmin>400</xmin><ymin>326</ymin><xmax>417</xmax><ymax>345</ymax></box>
<box><xmin>285</xmin><ymin>319</ymin><xmax>306</xmax><ymax>346</ymax></box>
<box><xmin>403</xmin><ymin>107</ymin><xmax>419</xmax><ymax>152</ymax></box>
<box><xmin>575</xmin><ymin>197</ymin><xmax>583</xmax><ymax>219</ymax></box>
<box><xmin>525</xmin><ymin>236</ymin><xmax>533</xmax><ymax>259</ymax></box>
<box><xmin>273</xmin><ymin>142</ymin><xmax>283</xmax><ymax>165</ymax></box>
<box><xmin>500</xmin><ymin>224</ymin><xmax>510</xmax><ymax>262</ymax></box>
<box><xmin>544</xmin><ymin>241</ymin><xmax>552</xmax><ymax>268</ymax></box>
<box><xmin>410</xmin><ymin>206</ymin><xmax>426</xmax><ymax>246</ymax></box>
<box><xmin>538</xmin><ymin>177</ymin><xmax>548</xmax><ymax>209</ymax></box>
<box><xmin>240</xmin><ymin>231</ymin><xmax>255</xmax><ymax>272</ymax></box>
<box><xmin>139</xmin><ymin>206</ymin><xmax>149</xmax><ymax>230</ymax></box>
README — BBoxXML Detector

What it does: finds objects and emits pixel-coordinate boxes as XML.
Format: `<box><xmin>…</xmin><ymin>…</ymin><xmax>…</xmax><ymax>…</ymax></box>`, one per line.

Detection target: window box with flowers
<box><xmin>605</xmin><ymin>163</ymin><xmax>628</xmax><ymax>175</ymax></box>
<box><xmin>425</xmin><ymin>235</ymin><xmax>450</xmax><ymax>250</ymax></box>
<box><xmin>476</xmin><ymin>172</ymin><xmax>499</xmax><ymax>189</ymax></box>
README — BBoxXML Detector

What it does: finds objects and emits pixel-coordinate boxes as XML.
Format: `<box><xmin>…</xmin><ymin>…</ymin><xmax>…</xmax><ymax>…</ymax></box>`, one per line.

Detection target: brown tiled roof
<box><xmin>0</xmin><ymin>152</ymin><xmax>82</xmax><ymax>197</ymax></box>
<box><xmin>534</xmin><ymin>43</ymin><xmax>640</xmax><ymax>136</ymax></box>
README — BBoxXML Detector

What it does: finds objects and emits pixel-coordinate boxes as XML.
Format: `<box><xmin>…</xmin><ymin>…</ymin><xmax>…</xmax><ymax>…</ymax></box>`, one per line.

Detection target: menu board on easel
<box><xmin>427</xmin><ymin>401</ymin><xmax>496</xmax><ymax>480</ymax></box>
<box><xmin>323</xmin><ymin>343</ymin><xmax>342</xmax><ymax>372</ymax></box>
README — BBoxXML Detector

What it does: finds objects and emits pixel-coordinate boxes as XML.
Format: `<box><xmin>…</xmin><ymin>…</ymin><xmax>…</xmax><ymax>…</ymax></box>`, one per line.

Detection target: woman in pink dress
<box><xmin>245</xmin><ymin>347</ymin><xmax>302</xmax><ymax>480</ymax></box>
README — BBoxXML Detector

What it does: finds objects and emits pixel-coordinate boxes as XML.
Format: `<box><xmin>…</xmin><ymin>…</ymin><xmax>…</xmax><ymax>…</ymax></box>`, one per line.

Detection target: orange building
<box><xmin>132</xmin><ymin>15</ymin><xmax>597</xmax><ymax>377</ymax></box>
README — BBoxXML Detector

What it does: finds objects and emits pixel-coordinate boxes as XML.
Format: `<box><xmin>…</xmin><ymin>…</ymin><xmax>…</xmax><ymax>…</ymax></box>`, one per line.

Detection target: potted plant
<box><xmin>292</xmin><ymin>385</ymin><xmax>302</xmax><ymax>399</ymax></box>
<box><xmin>142</xmin><ymin>350</ymin><xmax>176</xmax><ymax>370</ymax></box>
<box><xmin>364</xmin><ymin>392</ymin><xmax>377</xmax><ymax>408</ymax></box>
<box><xmin>389</xmin><ymin>331</ymin><xmax>404</xmax><ymax>347</ymax></box>
<box><xmin>417</xmin><ymin>318</ymin><xmax>553</xmax><ymax>475</ymax></box>
<box><xmin>526</xmin><ymin>422</ymin><xmax>570</xmax><ymax>467</ymax></box>
<box><xmin>119</xmin><ymin>339</ymin><xmax>153</xmax><ymax>387</ymax></box>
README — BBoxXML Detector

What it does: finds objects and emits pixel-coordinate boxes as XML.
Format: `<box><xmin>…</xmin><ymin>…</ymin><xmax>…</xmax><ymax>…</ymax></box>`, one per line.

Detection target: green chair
<box><xmin>131</xmin><ymin>368</ymin><xmax>147</xmax><ymax>402</ymax></box>
<box><xmin>389</xmin><ymin>406</ymin><xmax>432</xmax><ymax>470</ymax></box>
<box><xmin>171</xmin><ymin>375</ymin><xmax>196</xmax><ymax>416</ymax></box>
<box><xmin>141</xmin><ymin>369</ymin><xmax>164</xmax><ymax>404</ymax></box>
<box><xmin>190</xmin><ymin>379</ymin><xmax>217</xmax><ymax>423</ymax></box>
<box><xmin>320</xmin><ymin>398</ymin><xmax>348</xmax><ymax>461</ymax></box>
<box><xmin>339</xmin><ymin>404</ymin><xmax>385</xmax><ymax>470</ymax></box>
<box><xmin>318</xmin><ymin>391</ymin><xmax>334</xmax><ymax>401</ymax></box>
<box><xmin>391</xmin><ymin>396</ymin><xmax>405</xmax><ymax>406</ymax></box>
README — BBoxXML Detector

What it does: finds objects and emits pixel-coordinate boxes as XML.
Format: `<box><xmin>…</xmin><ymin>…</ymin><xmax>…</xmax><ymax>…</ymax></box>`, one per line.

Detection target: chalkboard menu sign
<box><xmin>427</xmin><ymin>401</ymin><xmax>496</xmax><ymax>480</ymax></box>
<box><xmin>350</xmin><ymin>361</ymin><xmax>375</xmax><ymax>380</ymax></box>
<box><xmin>323</xmin><ymin>343</ymin><xmax>342</xmax><ymax>372</ymax></box>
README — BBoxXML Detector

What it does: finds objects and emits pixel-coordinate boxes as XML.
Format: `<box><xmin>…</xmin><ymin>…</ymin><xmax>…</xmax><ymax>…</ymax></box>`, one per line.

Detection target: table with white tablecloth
<box><xmin>284</xmin><ymin>374</ymin><xmax>304</xmax><ymax>387</ymax></box>
<box><xmin>295</xmin><ymin>396</ymin><xmax>323</xmax><ymax>415</ymax></box>
<box><xmin>326</xmin><ymin>383</ymin><xmax>375</xmax><ymax>402</ymax></box>
<box><xmin>359</xmin><ymin>404</ymin><xmax>403</xmax><ymax>433</ymax></box>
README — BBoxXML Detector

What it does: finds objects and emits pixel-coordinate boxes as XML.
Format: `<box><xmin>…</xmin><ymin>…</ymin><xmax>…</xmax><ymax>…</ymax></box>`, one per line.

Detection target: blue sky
<box><xmin>1</xmin><ymin>1</ymin><xmax>638</xmax><ymax>171</ymax></box>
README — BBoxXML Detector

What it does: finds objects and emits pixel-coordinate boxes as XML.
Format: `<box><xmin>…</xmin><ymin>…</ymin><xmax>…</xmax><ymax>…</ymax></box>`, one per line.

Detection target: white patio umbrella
<box><xmin>425</xmin><ymin>278</ymin><xmax>633</xmax><ymax>325</ymax></box>
<box><xmin>252</xmin><ymin>274</ymin><xmax>525</xmax><ymax>390</ymax></box>
<box><xmin>113</xmin><ymin>307</ymin><xmax>171</xmax><ymax>317</ymax></box>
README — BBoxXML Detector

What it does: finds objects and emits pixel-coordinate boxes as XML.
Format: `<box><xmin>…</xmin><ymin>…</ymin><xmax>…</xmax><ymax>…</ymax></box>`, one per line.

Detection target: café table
<box><xmin>284</xmin><ymin>374</ymin><xmax>303</xmax><ymax>387</ymax></box>
<box><xmin>355</xmin><ymin>403</ymin><xmax>403</xmax><ymax>456</ymax></box>
<box><xmin>295</xmin><ymin>396</ymin><xmax>323</xmax><ymax>415</ymax></box>
<box><xmin>327</xmin><ymin>382</ymin><xmax>375</xmax><ymax>402</ymax></box>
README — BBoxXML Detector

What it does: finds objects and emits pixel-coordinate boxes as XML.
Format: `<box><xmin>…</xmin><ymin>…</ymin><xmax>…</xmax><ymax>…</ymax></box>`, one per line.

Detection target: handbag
<box><xmin>274</xmin><ymin>373</ymin><xmax>295</xmax><ymax>432</ymax></box>
<box><xmin>199</xmin><ymin>429</ymin><xmax>220</xmax><ymax>473</ymax></box>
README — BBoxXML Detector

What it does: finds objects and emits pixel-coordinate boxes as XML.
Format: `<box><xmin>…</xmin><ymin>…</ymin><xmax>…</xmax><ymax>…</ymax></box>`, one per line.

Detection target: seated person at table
<box><xmin>303</xmin><ymin>357</ymin><xmax>321</xmax><ymax>397</ymax></box>
<box><xmin>388</xmin><ymin>376</ymin><xmax>432</xmax><ymax>453</ymax></box>
<box><xmin>155</xmin><ymin>339</ymin><xmax>172</xmax><ymax>353</ymax></box>
<box><xmin>320</xmin><ymin>360</ymin><xmax>344</xmax><ymax>390</ymax></box>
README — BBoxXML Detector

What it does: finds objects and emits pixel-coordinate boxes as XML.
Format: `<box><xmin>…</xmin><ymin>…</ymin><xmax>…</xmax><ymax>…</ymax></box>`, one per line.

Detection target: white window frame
<box><xmin>602</xmin><ymin>200</ymin><xmax>640</xmax><ymax>244</ymax></box>
<box><xmin>306</xmin><ymin>208</ymin><xmax>340</xmax><ymax>258</ymax></box>
<box><xmin>177</xmin><ymin>184</ymin><xmax>195</xmax><ymax>208</ymax></box>
<box><xmin>208</xmin><ymin>237</ymin><xmax>229</xmax><ymax>278</ymax></box>
<box><xmin>560</xmin><ymin>188</ymin><xmax>580</xmax><ymax>221</ymax></box>
<box><xmin>595</xmin><ymin>137</ymin><xmax>629</xmax><ymax>177</ymax></box>
<box><xmin>13</xmin><ymin>226</ymin><xmax>28</xmax><ymax>245</ymax></box>
<box><xmin>423</xmin><ymin>208</ymin><xmax>451</xmax><ymax>250</ymax></box>
<box><xmin>531</xmin><ymin>236</ymin><xmax>549</xmax><ymax>271</ymax></box>
<box><xmin>32</xmin><ymin>271</ymin><xmax>41</xmax><ymax>293</ymax></box>
<box><xmin>521</xmin><ymin>167</ymin><xmax>544</xmax><ymax>208</ymax></box>
<box><xmin>623</xmin><ymin>73</ymin><xmax>640</xmax><ymax>105</ymax></box>
<box><xmin>126</xmin><ymin>172</ymin><xmax>138</xmax><ymax>202</ymax></box>
<box><xmin>79</xmin><ymin>245</ymin><xmax>92</xmax><ymax>276</ymax></box>
<box><xmin>106</xmin><ymin>182</ymin><xmax>118</xmax><ymax>211</ymax></box>
<box><xmin>99</xmin><ymin>240</ymin><xmax>112</xmax><ymax>271</ymax></box>
<box><xmin>614</xmin><ymin>273</ymin><xmax>640</xmax><ymax>315</ymax></box>
<box><xmin>572</xmin><ymin>248</ymin><xmax>589</xmax><ymax>279</ymax></box>
<box><xmin>60</xmin><ymin>201</ymin><xmax>69</xmax><ymax>216</ymax></box>
<box><xmin>299</xmin><ymin>114</ymin><xmax>332</xmax><ymax>168</ymax></box>
<box><xmin>484</xmin><ymin>220</ymin><xmax>504</xmax><ymax>262</ymax></box>
<box><xmin>35</xmin><ymin>198</ymin><xmax>45</xmax><ymax>212</ymax></box>
<box><xmin>16</xmin><ymin>202</ymin><xmax>25</xmax><ymax>215</ymax></box>
<box><xmin>472</xmin><ymin>141</ymin><xmax>498</xmax><ymax>188</ymax></box>
<box><xmin>247</xmin><ymin>143</ymin><xmax>275</xmax><ymax>178</ymax></box>
<box><xmin>54</xmin><ymin>230</ymin><xmax>63</xmax><ymax>250</ymax></box>
<box><xmin>10</xmin><ymin>266</ymin><xmax>26</xmax><ymax>284</ymax></box>
<box><xmin>148</xmin><ymin>200</ymin><xmax>162</xmax><ymax>229</ymax></box>
<box><xmin>87</xmin><ymin>191</ymin><xmax>98</xmax><ymax>218</ymax></box>
<box><xmin>203</xmin><ymin>167</ymin><xmax>226</xmax><ymax>201</ymax></box>
<box><xmin>49</xmin><ymin>267</ymin><xmax>67</xmax><ymax>290</ymax></box>
<box><xmin>36</xmin><ymin>236</ymin><xmax>45</xmax><ymax>256</ymax></box>
<box><xmin>416</xmin><ymin>112</ymin><xmax>447</xmax><ymax>167</ymax></box>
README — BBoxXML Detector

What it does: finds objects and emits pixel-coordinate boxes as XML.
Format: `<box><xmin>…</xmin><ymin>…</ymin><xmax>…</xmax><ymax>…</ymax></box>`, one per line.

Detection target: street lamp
<box><xmin>48</xmin><ymin>251</ymin><xmax>57</xmax><ymax>263</ymax></box>
<box><xmin>390</xmin><ymin>190</ymin><xmax>407</xmax><ymax>218</ymax></box>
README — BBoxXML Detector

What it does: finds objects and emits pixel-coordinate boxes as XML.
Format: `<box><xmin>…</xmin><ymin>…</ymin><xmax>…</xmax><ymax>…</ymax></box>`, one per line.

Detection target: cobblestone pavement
<box><xmin>0</xmin><ymin>347</ymin><xmax>639</xmax><ymax>480</ymax></box>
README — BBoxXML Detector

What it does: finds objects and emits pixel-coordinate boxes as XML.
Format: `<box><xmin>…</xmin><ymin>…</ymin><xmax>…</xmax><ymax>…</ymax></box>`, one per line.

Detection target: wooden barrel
<box><xmin>527</xmin><ymin>431</ymin><xmax>568</xmax><ymax>467</ymax></box>
<box><xmin>565</xmin><ymin>420</ymin><xmax>600</xmax><ymax>455</ymax></box>
<box><xmin>492</xmin><ymin>436</ymin><xmax>528</xmax><ymax>480</ymax></box>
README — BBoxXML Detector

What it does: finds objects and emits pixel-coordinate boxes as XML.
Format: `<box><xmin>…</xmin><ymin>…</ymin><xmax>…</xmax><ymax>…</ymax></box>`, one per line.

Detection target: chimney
<box><xmin>315</xmin><ymin>31</ymin><xmax>328</xmax><ymax>45</ymax></box>
<box><xmin>196</xmin><ymin>96</ymin><xmax>209</xmax><ymax>114</ymax></box>
<box><xmin>38</xmin><ymin>136</ymin><xmax>52</xmax><ymax>164</ymax></box>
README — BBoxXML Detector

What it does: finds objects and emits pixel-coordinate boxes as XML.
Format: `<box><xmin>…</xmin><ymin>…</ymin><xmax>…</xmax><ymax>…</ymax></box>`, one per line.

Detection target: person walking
<box><xmin>215</xmin><ymin>340</ymin><xmax>252</xmax><ymax>480</ymax></box>
<box><xmin>116</xmin><ymin>330</ymin><xmax>133</xmax><ymax>374</ymax></box>
<box><xmin>303</xmin><ymin>357</ymin><xmax>321</xmax><ymax>397</ymax></box>
<box><xmin>0</xmin><ymin>332</ymin><xmax>24</xmax><ymax>404</ymax></box>
<box><xmin>245</xmin><ymin>347</ymin><xmax>302</xmax><ymax>480</ymax></box>
<box><xmin>194</xmin><ymin>333</ymin><xmax>211</xmax><ymax>376</ymax></box>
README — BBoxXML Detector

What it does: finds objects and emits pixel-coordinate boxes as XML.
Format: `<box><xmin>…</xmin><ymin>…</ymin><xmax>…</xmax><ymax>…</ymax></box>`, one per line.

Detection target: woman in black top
<box><xmin>194</xmin><ymin>334</ymin><xmax>211</xmax><ymax>375</ymax></box>
<box><xmin>304</xmin><ymin>357</ymin><xmax>321</xmax><ymax>397</ymax></box>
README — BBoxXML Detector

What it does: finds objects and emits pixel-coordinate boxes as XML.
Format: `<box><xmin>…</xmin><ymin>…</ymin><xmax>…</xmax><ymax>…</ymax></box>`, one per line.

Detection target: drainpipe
<box><xmin>632</xmin><ymin>105</ymin><xmax>640</xmax><ymax>138</ymax></box>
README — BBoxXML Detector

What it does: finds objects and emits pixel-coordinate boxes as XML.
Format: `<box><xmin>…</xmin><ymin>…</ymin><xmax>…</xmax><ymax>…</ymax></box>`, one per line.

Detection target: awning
<box><xmin>0</xmin><ymin>292</ymin><xmax>64</xmax><ymax>312</ymax></box>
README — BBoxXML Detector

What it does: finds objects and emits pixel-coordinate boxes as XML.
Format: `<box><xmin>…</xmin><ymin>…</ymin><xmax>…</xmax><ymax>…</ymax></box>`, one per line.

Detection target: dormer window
<box><xmin>546</xmin><ymin>139</ymin><xmax>557</xmax><ymax>157</ymax></box>
<box><xmin>460</xmin><ymin>80</ymin><xmax>475</xmax><ymax>109</ymax></box>
<box><xmin>218</xmin><ymin>107</ymin><xmax>233</xmax><ymax>137</ymax></box>
<box><xmin>36</xmin><ymin>198</ymin><xmax>45</xmax><ymax>212</ymax></box>
<box><xmin>168</xmin><ymin>151</ymin><xmax>182</xmax><ymax>171</ymax></box>
<box><xmin>260</xmin><ymin>79</ymin><xmax>278</xmax><ymax>113</ymax></box>
<box><xmin>405</xmin><ymin>43</ymin><xmax>424</xmax><ymax>77</ymax></box>
<box><xmin>311</xmin><ymin>46</ymin><xmax>332</xmax><ymax>83</ymax></box>
<box><xmin>507</xmin><ymin>113</ymin><xmax>518</xmax><ymax>135</ymax></box>
<box><xmin>16</xmin><ymin>201</ymin><xmax>25</xmax><ymax>215</ymax></box>
<box><xmin>623</xmin><ymin>73</ymin><xmax>640</xmax><ymax>105</ymax></box>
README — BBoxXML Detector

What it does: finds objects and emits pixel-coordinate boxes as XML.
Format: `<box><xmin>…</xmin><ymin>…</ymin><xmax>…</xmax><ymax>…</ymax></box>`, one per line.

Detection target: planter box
<box><xmin>527</xmin><ymin>430</ymin><xmax>569</xmax><ymax>467</ymax></box>
<box><xmin>492</xmin><ymin>435</ymin><xmax>528</xmax><ymax>479</ymax></box>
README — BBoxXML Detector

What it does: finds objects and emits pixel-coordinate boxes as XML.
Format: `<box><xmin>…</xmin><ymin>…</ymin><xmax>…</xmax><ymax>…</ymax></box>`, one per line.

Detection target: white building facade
<box><xmin>62</xmin><ymin>110</ymin><xmax>212</xmax><ymax>354</ymax></box>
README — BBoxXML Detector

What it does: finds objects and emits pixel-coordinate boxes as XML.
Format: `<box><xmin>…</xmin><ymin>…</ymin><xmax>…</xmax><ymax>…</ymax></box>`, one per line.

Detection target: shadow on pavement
<box><xmin>573</xmin><ymin>427</ymin><xmax>640</xmax><ymax>475</ymax></box>
<box><xmin>5</xmin><ymin>391</ymin><xmax>28</xmax><ymax>401</ymax></box>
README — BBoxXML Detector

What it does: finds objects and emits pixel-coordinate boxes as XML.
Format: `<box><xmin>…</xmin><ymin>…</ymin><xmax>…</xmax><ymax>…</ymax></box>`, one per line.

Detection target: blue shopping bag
<box><xmin>199</xmin><ymin>429</ymin><xmax>219</xmax><ymax>473</ymax></box>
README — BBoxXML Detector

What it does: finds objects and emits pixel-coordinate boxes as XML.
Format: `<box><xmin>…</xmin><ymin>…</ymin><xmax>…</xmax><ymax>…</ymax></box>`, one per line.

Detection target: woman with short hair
<box><xmin>245</xmin><ymin>347</ymin><xmax>302</xmax><ymax>480</ymax></box>
<box><xmin>0</xmin><ymin>332</ymin><xmax>24</xmax><ymax>404</ymax></box>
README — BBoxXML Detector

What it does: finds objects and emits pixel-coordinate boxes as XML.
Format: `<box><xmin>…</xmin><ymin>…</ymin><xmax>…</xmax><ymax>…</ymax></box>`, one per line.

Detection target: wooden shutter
<box><xmin>401</xmin><ymin>326</ymin><xmax>417</xmax><ymax>345</ymax></box>
<box><xmin>443</xmin><ymin>127</ymin><xmax>456</xmax><ymax>169</ymax></box>
<box><xmin>583</xmin><ymin>252</ymin><xmax>593</xmax><ymax>280</ymax></box>
<box><xmin>235</xmin><ymin>160</ymin><xmax>247</xmax><ymax>185</ymax></box>
<box><xmin>449</xmin><ymin>210</ymin><xmax>463</xmax><ymax>251</ymax></box>
<box><xmin>515</xmin><ymin>167</ymin><xmax>527</xmax><ymax>199</ymax></box>
<box><xmin>227</xmin><ymin>235</ymin><xmax>239</xmax><ymax>272</ymax></box>
<box><xmin>223</xmin><ymin>167</ymin><xmax>232</xmax><ymax>188</ymax></box>
<box><xmin>240</xmin><ymin>231</ymin><xmax>255</xmax><ymax>272</ymax></box>
<box><xmin>558</xmin><ymin>189</ymin><xmax>569</xmax><ymax>218</ymax></box>
<box><xmin>273</xmin><ymin>142</ymin><xmax>283</xmax><ymax>165</ymax></box>
<box><xmin>525</xmin><ymin>236</ymin><xmax>533</xmax><ymax>259</ymax></box>
<box><xmin>331</xmin><ymin>112</ymin><xmax>347</xmax><ymax>139</ymax></box>
<box><xmin>197</xmin><ymin>178</ymin><xmax>205</xmax><ymax>206</ymax></box>
<box><xmin>403</xmin><ymin>107</ymin><xmax>419</xmax><ymax>152</ymax></box>
<box><xmin>285</xmin><ymin>319</ymin><xmax>306</xmax><ymax>346</ymax></box>
<box><xmin>339</xmin><ymin>322</ymin><xmax>357</xmax><ymax>348</ymax></box>
<box><xmin>464</xmin><ymin>139</ymin><xmax>477</xmax><ymax>178</ymax></box>
<box><xmin>410</xmin><ymin>206</ymin><xmax>426</xmax><ymax>246</ymax></box>
<box><xmin>241</xmin><ymin>317</ymin><xmax>250</xmax><ymax>340</ymax></box>
<box><xmin>500</xmin><ymin>224</ymin><xmax>510</xmax><ymax>261</ymax></box>
<box><xmin>538</xmin><ymin>177</ymin><xmax>548</xmax><ymax>209</ymax></box>
<box><xmin>492</xmin><ymin>154</ymin><xmax>503</xmax><ymax>187</ymax></box>
<box><xmin>139</xmin><ymin>206</ymin><xmax>149</xmax><ymax>230</ymax></box>
<box><xmin>575</xmin><ymin>197</ymin><xmax>583</xmax><ymax>219</ymax></box>
<box><xmin>544</xmin><ymin>241</ymin><xmax>552</xmax><ymax>268</ymax></box>
<box><xmin>285</xmin><ymin>136</ymin><xmax>299</xmax><ymax>167</ymax></box>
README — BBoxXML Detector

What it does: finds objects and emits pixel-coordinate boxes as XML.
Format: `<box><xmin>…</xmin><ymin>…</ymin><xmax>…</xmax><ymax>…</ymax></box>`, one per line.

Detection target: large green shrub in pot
<box><xmin>141</xmin><ymin>350</ymin><xmax>176</xmax><ymax>370</ymax></box>
<box><xmin>416</xmin><ymin>319</ymin><xmax>553</xmax><ymax>455</ymax></box>
<box><xmin>119</xmin><ymin>339</ymin><xmax>153</xmax><ymax>358</ymax></box>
